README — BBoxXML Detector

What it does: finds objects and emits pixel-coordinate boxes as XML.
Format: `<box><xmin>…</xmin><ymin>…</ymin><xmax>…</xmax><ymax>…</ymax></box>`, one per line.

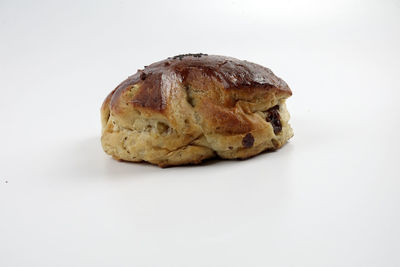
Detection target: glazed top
<box><xmin>110</xmin><ymin>54</ymin><xmax>291</xmax><ymax>111</ymax></box>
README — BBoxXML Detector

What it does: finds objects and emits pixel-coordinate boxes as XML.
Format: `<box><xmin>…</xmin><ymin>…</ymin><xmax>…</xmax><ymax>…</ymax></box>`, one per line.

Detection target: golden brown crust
<box><xmin>101</xmin><ymin>54</ymin><xmax>293</xmax><ymax>167</ymax></box>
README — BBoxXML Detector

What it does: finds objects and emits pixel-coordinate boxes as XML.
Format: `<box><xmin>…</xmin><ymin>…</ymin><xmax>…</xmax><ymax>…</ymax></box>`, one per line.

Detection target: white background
<box><xmin>1</xmin><ymin>0</ymin><xmax>400</xmax><ymax>266</ymax></box>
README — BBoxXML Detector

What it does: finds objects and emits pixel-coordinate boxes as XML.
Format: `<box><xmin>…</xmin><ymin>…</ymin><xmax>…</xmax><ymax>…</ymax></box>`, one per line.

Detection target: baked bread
<box><xmin>101</xmin><ymin>54</ymin><xmax>293</xmax><ymax>167</ymax></box>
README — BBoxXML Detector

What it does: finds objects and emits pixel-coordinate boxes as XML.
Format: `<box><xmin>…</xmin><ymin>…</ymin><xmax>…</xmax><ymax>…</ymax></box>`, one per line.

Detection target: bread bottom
<box><xmin>101</xmin><ymin>101</ymin><xmax>293</xmax><ymax>167</ymax></box>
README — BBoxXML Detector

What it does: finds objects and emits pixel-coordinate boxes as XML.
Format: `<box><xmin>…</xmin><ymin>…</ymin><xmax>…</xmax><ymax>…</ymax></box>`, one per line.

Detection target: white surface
<box><xmin>1</xmin><ymin>0</ymin><xmax>400</xmax><ymax>266</ymax></box>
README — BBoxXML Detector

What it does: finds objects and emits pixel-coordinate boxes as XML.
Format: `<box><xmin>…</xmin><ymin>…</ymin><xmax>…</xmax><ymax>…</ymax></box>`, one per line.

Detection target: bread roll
<box><xmin>101</xmin><ymin>54</ymin><xmax>293</xmax><ymax>167</ymax></box>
